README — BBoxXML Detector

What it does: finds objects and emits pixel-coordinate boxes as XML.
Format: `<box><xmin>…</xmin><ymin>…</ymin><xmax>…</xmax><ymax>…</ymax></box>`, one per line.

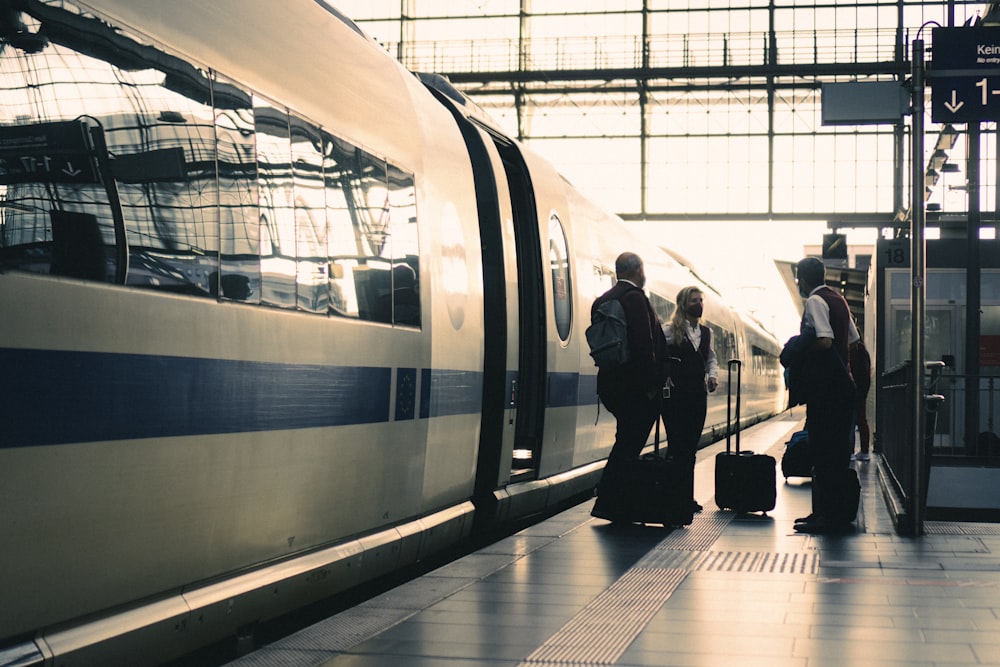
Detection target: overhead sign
<box><xmin>822</xmin><ymin>233</ymin><xmax>847</xmax><ymax>260</ymax></box>
<box><xmin>821</xmin><ymin>82</ymin><xmax>908</xmax><ymax>125</ymax></box>
<box><xmin>929</xmin><ymin>27</ymin><xmax>1000</xmax><ymax>123</ymax></box>
<box><xmin>0</xmin><ymin>120</ymin><xmax>101</xmax><ymax>184</ymax></box>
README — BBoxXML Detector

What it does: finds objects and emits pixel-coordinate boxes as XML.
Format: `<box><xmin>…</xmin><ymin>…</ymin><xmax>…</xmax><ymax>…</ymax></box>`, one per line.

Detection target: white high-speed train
<box><xmin>0</xmin><ymin>1</ymin><xmax>785</xmax><ymax>664</ymax></box>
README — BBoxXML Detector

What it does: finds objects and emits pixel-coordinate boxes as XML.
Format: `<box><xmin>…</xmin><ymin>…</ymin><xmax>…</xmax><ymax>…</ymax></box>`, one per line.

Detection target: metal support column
<box><xmin>910</xmin><ymin>38</ymin><xmax>927</xmax><ymax>536</ymax></box>
<box><xmin>965</xmin><ymin>124</ymin><xmax>981</xmax><ymax>456</ymax></box>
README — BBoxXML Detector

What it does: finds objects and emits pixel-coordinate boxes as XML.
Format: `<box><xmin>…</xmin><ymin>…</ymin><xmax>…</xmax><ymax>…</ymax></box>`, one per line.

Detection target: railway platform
<box><xmin>227</xmin><ymin>410</ymin><xmax>1000</xmax><ymax>666</ymax></box>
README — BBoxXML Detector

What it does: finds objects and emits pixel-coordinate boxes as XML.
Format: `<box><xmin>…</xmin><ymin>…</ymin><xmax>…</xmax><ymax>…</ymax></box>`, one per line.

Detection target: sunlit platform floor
<box><xmin>229</xmin><ymin>411</ymin><xmax>1000</xmax><ymax>667</ymax></box>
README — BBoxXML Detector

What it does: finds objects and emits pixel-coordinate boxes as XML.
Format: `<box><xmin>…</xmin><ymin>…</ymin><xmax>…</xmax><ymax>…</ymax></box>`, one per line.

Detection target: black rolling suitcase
<box><xmin>715</xmin><ymin>359</ymin><xmax>777</xmax><ymax>513</ymax></box>
<box><xmin>781</xmin><ymin>429</ymin><xmax>813</xmax><ymax>479</ymax></box>
<box><xmin>605</xmin><ymin>417</ymin><xmax>694</xmax><ymax>527</ymax></box>
<box><xmin>623</xmin><ymin>440</ymin><xmax>694</xmax><ymax>527</ymax></box>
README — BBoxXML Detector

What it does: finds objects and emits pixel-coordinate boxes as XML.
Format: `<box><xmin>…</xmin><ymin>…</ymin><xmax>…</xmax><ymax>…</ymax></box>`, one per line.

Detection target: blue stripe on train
<box><xmin>0</xmin><ymin>348</ymin><xmax>595</xmax><ymax>448</ymax></box>
<box><xmin>1</xmin><ymin>348</ymin><xmax>393</xmax><ymax>447</ymax></box>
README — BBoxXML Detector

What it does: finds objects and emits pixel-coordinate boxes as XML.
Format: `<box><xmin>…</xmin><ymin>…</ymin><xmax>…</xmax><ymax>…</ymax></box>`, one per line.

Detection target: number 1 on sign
<box><xmin>974</xmin><ymin>78</ymin><xmax>1000</xmax><ymax>105</ymax></box>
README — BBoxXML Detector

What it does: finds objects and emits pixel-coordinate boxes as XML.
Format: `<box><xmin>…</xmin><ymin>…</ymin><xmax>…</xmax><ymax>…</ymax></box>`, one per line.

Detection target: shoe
<box><xmin>794</xmin><ymin>519</ymin><xmax>854</xmax><ymax>535</ymax></box>
<box><xmin>794</xmin><ymin>513</ymin><xmax>815</xmax><ymax>524</ymax></box>
<box><xmin>855</xmin><ymin>452</ymin><xmax>871</xmax><ymax>461</ymax></box>
<box><xmin>793</xmin><ymin>520</ymin><xmax>825</xmax><ymax>534</ymax></box>
<box><xmin>690</xmin><ymin>501</ymin><xmax>704</xmax><ymax>513</ymax></box>
<box><xmin>590</xmin><ymin>505</ymin><xmax>617</xmax><ymax>521</ymax></box>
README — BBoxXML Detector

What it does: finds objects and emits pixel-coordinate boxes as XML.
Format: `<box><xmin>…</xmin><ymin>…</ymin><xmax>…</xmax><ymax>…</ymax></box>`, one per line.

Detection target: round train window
<box><xmin>549</xmin><ymin>214</ymin><xmax>573</xmax><ymax>342</ymax></box>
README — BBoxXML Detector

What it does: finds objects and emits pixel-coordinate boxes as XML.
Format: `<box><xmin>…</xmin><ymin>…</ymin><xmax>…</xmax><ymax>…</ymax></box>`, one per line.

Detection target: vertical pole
<box><xmin>966</xmin><ymin>124</ymin><xmax>981</xmax><ymax>456</ymax></box>
<box><xmin>995</xmin><ymin>131</ymin><xmax>1000</xmax><ymax>236</ymax></box>
<box><xmin>516</xmin><ymin>0</ymin><xmax>529</xmax><ymax>141</ymax></box>
<box><xmin>399</xmin><ymin>0</ymin><xmax>409</xmax><ymax>63</ymax></box>
<box><xmin>766</xmin><ymin>1</ymin><xmax>776</xmax><ymax>217</ymax></box>
<box><xmin>911</xmin><ymin>39</ymin><xmax>926</xmax><ymax>536</ymax></box>
<box><xmin>639</xmin><ymin>0</ymin><xmax>650</xmax><ymax>218</ymax></box>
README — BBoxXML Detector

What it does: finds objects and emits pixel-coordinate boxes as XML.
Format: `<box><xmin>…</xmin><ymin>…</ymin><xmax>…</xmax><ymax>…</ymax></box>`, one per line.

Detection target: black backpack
<box><xmin>586</xmin><ymin>299</ymin><xmax>630</xmax><ymax>368</ymax></box>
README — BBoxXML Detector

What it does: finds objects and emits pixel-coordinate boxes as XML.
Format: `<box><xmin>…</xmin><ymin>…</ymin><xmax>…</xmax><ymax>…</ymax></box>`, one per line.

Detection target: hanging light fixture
<box><xmin>929</xmin><ymin>149</ymin><xmax>948</xmax><ymax>170</ymax></box>
<box><xmin>935</xmin><ymin>124</ymin><xmax>958</xmax><ymax>151</ymax></box>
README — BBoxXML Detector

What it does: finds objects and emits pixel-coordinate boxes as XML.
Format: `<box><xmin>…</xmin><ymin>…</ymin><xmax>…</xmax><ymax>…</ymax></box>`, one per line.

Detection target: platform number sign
<box><xmin>929</xmin><ymin>27</ymin><xmax>1000</xmax><ymax>123</ymax></box>
<box><xmin>879</xmin><ymin>239</ymin><xmax>909</xmax><ymax>268</ymax></box>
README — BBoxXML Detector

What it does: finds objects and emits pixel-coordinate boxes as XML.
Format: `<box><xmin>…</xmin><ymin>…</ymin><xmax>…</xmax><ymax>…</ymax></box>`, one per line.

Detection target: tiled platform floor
<box><xmin>230</xmin><ymin>411</ymin><xmax>1000</xmax><ymax>667</ymax></box>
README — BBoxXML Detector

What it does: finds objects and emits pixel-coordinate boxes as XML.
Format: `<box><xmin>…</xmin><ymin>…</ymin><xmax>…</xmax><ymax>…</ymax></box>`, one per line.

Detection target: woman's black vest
<box><xmin>669</xmin><ymin>324</ymin><xmax>710</xmax><ymax>393</ymax></box>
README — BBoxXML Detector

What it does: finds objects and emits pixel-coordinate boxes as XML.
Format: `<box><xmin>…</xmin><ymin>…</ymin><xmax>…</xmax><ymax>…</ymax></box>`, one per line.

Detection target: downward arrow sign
<box><xmin>61</xmin><ymin>161</ymin><xmax>82</xmax><ymax>177</ymax></box>
<box><xmin>944</xmin><ymin>90</ymin><xmax>965</xmax><ymax>113</ymax></box>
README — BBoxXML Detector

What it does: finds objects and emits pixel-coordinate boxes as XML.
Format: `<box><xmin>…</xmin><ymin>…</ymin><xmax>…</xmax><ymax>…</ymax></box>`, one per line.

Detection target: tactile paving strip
<box><xmin>652</xmin><ymin>509</ymin><xmax>734</xmax><ymax>552</ymax></box>
<box><xmin>517</xmin><ymin>567</ymin><xmax>688</xmax><ymax>665</ymax></box>
<box><xmin>925</xmin><ymin>521</ymin><xmax>1000</xmax><ymax>535</ymax></box>
<box><xmin>608</xmin><ymin>548</ymin><xmax>819</xmax><ymax>575</ymax></box>
<box><xmin>696</xmin><ymin>550</ymin><xmax>819</xmax><ymax>574</ymax></box>
<box><xmin>518</xmin><ymin>507</ymin><xmax>822</xmax><ymax>665</ymax></box>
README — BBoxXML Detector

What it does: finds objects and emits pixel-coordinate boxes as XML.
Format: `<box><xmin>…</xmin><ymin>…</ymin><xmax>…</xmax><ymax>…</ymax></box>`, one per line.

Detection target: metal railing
<box><xmin>388</xmin><ymin>27</ymin><xmax>904</xmax><ymax>76</ymax></box>
<box><xmin>879</xmin><ymin>361</ymin><xmax>945</xmax><ymax>535</ymax></box>
<box><xmin>925</xmin><ymin>372</ymin><xmax>1000</xmax><ymax>459</ymax></box>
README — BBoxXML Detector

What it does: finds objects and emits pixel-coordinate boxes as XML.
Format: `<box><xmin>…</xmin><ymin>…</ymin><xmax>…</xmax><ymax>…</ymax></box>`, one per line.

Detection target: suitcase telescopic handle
<box><xmin>726</xmin><ymin>359</ymin><xmax>742</xmax><ymax>454</ymax></box>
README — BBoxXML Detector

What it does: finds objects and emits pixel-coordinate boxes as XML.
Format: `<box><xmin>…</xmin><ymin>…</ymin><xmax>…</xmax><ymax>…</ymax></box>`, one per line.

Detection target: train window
<box><xmin>549</xmin><ymin>214</ymin><xmax>572</xmax><ymax>342</ymax></box>
<box><xmin>648</xmin><ymin>291</ymin><xmax>676</xmax><ymax>325</ymax></box>
<box><xmin>707</xmin><ymin>322</ymin><xmax>733</xmax><ymax>365</ymax></box>
<box><xmin>255</xmin><ymin>97</ymin><xmax>297</xmax><ymax>309</ymax></box>
<box><xmin>291</xmin><ymin>116</ymin><xmax>329</xmax><ymax>314</ymax></box>
<box><xmin>0</xmin><ymin>6</ymin><xmax>224</xmax><ymax>295</ymax></box>
<box><xmin>114</xmin><ymin>94</ymin><xmax>221</xmax><ymax>295</ymax></box>
<box><xmin>385</xmin><ymin>164</ymin><xmax>420</xmax><ymax>326</ymax></box>
<box><xmin>0</xmin><ymin>0</ymin><xmax>422</xmax><ymax>327</ymax></box>
<box><xmin>324</xmin><ymin>141</ymin><xmax>419</xmax><ymax>323</ymax></box>
<box><xmin>216</xmin><ymin>93</ymin><xmax>261</xmax><ymax>303</ymax></box>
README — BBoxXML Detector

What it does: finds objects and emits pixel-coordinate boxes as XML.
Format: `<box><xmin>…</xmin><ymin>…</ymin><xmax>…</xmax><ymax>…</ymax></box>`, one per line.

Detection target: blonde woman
<box><xmin>662</xmin><ymin>286</ymin><xmax>718</xmax><ymax>513</ymax></box>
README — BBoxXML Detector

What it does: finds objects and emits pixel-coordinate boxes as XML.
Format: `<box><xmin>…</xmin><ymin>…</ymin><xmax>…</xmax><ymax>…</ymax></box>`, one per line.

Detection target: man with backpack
<box><xmin>589</xmin><ymin>252</ymin><xmax>668</xmax><ymax>522</ymax></box>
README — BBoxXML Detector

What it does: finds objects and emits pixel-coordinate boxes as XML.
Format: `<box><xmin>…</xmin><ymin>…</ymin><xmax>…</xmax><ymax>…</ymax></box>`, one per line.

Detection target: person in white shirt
<box><xmin>792</xmin><ymin>257</ymin><xmax>860</xmax><ymax>534</ymax></box>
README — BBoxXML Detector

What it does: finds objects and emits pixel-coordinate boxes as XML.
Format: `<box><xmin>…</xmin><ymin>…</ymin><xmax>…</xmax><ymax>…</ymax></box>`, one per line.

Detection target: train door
<box><xmin>454</xmin><ymin>120</ymin><xmax>524</xmax><ymax>497</ymax></box>
<box><xmin>490</xmin><ymin>135</ymin><xmax>546</xmax><ymax>482</ymax></box>
<box><xmin>425</xmin><ymin>89</ymin><xmax>546</xmax><ymax>507</ymax></box>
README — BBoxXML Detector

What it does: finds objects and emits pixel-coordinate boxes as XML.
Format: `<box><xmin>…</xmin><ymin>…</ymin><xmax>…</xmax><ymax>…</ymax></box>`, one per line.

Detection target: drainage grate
<box><xmin>518</xmin><ymin>567</ymin><xmax>687</xmax><ymax>665</ymax></box>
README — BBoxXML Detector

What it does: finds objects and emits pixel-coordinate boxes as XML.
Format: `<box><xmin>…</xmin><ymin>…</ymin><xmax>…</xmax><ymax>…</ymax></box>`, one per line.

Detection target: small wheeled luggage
<box><xmin>781</xmin><ymin>429</ymin><xmax>813</xmax><ymax>479</ymax></box>
<box><xmin>715</xmin><ymin>359</ymin><xmax>777</xmax><ymax>513</ymax></box>
<box><xmin>812</xmin><ymin>467</ymin><xmax>861</xmax><ymax>524</ymax></box>
<box><xmin>593</xmin><ymin>418</ymin><xmax>693</xmax><ymax>527</ymax></box>
<box><xmin>617</xmin><ymin>448</ymin><xmax>694</xmax><ymax>527</ymax></box>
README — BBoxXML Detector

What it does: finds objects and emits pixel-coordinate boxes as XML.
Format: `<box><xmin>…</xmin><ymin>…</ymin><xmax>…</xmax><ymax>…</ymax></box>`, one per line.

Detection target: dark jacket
<box><xmin>781</xmin><ymin>328</ymin><xmax>815</xmax><ymax>407</ymax></box>
<box><xmin>592</xmin><ymin>281</ymin><xmax>667</xmax><ymax>397</ymax></box>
